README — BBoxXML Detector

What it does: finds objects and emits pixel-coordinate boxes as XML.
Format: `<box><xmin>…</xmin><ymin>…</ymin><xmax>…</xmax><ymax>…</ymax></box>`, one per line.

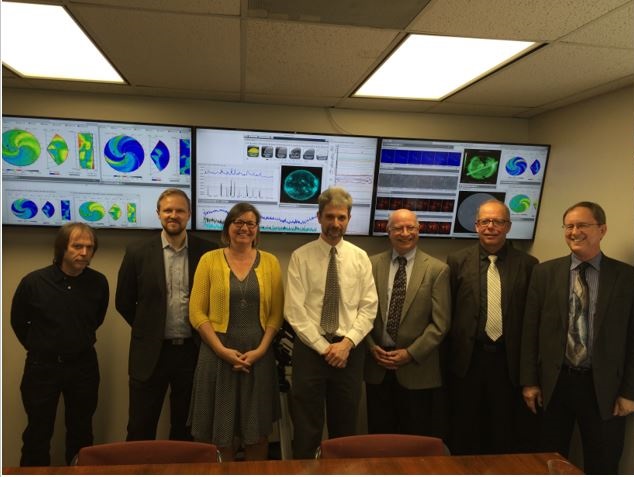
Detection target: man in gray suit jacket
<box><xmin>521</xmin><ymin>201</ymin><xmax>634</xmax><ymax>474</ymax></box>
<box><xmin>365</xmin><ymin>209</ymin><xmax>451</xmax><ymax>435</ymax></box>
<box><xmin>447</xmin><ymin>199</ymin><xmax>538</xmax><ymax>455</ymax></box>
<box><xmin>116</xmin><ymin>188</ymin><xmax>216</xmax><ymax>441</ymax></box>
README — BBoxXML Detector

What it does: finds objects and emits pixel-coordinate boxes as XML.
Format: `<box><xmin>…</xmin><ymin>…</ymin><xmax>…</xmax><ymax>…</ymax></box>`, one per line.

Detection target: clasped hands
<box><xmin>218</xmin><ymin>346</ymin><xmax>264</xmax><ymax>373</ymax></box>
<box><xmin>371</xmin><ymin>345</ymin><xmax>412</xmax><ymax>370</ymax></box>
<box><xmin>323</xmin><ymin>338</ymin><xmax>354</xmax><ymax>368</ymax></box>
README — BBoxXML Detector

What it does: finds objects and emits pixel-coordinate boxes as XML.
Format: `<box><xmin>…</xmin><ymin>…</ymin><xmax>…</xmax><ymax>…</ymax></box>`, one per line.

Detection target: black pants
<box><xmin>127</xmin><ymin>339</ymin><xmax>197</xmax><ymax>441</ymax></box>
<box><xmin>449</xmin><ymin>344</ymin><xmax>538</xmax><ymax>455</ymax></box>
<box><xmin>19</xmin><ymin>348</ymin><xmax>99</xmax><ymax>466</ymax></box>
<box><xmin>366</xmin><ymin>370</ymin><xmax>436</xmax><ymax>436</ymax></box>
<box><xmin>290</xmin><ymin>338</ymin><xmax>365</xmax><ymax>459</ymax></box>
<box><xmin>540</xmin><ymin>369</ymin><xmax>625</xmax><ymax>475</ymax></box>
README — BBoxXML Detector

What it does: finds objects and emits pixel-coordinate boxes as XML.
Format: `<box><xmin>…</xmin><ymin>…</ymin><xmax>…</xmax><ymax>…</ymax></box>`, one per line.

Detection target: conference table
<box><xmin>3</xmin><ymin>452</ymin><xmax>583</xmax><ymax>474</ymax></box>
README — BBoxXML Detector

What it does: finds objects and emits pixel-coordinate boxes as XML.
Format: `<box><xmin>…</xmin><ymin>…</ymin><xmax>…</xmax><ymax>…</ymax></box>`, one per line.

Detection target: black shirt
<box><xmin>477</xmin><ymin>244</ymin><xmax>508</xmax><ymax>343</ymax></box>
<box><xmin>11</xmin><ymin>264</ymin><xmax>109</xmax><ymax>354</ymax></box>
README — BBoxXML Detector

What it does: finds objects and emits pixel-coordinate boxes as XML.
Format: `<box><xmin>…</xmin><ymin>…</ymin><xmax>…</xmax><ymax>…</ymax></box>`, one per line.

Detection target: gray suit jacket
<box><xmin>365</xmin><ymin>248</ymin><xmax>451</xmax><ymax>390</ymax></box>
<box><xmin>447</xmin><ymin>243</ymin><xmax>537</xmax><ymax>386</ymax></box>
<box><xmin>520</xmin><ymin>254</ymin><xmax>634</xmax><ymax>420</ymax></box>
<box><xmin>115</xmin><ymin>233</ymin><xmax>216</xmax><ymax>381</ymax></box>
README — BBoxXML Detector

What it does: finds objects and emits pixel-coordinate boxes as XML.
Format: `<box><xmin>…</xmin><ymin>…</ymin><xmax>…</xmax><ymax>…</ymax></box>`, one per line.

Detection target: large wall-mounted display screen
<box><xmin>2</xmin><ymin>116</ymin><xmax>192</xmax><ymax>229</ymax></box>
<box><xmin>372</xmin><ymin>137</ymin><xmax>550</xmax><ymax>239</ymax></box>
<box><xmin>195</xmin><ymin>128</ymin><xmax>378</xmax><ymax>235</ymax></box>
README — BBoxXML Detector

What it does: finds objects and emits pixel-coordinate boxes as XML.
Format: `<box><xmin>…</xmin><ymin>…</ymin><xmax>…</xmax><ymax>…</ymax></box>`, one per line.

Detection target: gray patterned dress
<box><xmin>189</xmin><ymin>253</ymin><xmax>280</xmax><ymax>447</ymax></box>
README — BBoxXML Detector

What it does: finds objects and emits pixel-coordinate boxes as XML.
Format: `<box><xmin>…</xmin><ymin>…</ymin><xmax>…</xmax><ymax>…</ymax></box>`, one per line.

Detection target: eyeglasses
<box><xmin>476</xmin><ymin>218</ymin><xmax>509</xmax><ymax>227</ymax></box>
<box><xmin>562</xmin><ymin>223</ymin><xmax>600</xmax><ymax>231</ymax></box>
<box><xmin>389</xmin><ymin>225</ymin><xmax>419</xmax><ymax>233</ymax></box>
<box><xmin>233</xmin><ymin>220</ymin><xmax>258</xmax><ymax>230</ymax></box>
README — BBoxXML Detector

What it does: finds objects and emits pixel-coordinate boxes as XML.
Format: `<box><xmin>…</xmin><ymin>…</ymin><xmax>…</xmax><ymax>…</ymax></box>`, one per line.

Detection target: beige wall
<box><xmin>2</xmin><ymin>85</ymin><xmax>633</xmax><ymax>471</ymax></box>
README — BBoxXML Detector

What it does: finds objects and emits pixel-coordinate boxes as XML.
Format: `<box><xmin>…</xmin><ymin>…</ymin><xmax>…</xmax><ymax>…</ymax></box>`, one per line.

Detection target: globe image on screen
<box><xmin>466</xmin><ymin>156</ymin><xmax>498</xmax><ymax>180</ymax></box>
<box><xmin>283</xmin><ymin>169</ymin><xmax>319</xmax><ymax>201</ymax></box>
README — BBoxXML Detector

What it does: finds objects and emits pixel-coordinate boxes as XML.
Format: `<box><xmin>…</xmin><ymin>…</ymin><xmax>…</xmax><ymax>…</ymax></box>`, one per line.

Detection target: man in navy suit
<box><xmin>116</xmin><ymin>188</ymin><xmax>216</xmax><ymax>441</ymax></box>
<box><xmin>521</xmin><ymin>201</ymin><xmax>634</xmax><ymax>474</ymax></box>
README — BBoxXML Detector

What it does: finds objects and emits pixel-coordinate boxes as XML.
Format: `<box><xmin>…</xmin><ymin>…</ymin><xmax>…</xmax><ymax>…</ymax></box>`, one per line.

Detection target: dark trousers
<box><xmin>540</xmin><ymin>370</ymin><xmax>625</xmax><ymax>475</ymax></box>
<box><xmin>127</xmin><ymin>339</ymin><xmax>197</xmax><ymax>441</ymax></box>
<box><xmin>290</xmin><ymin>338</ymin><xmax>365</xmax><ymax>459</ymax></box>
<box><xmin>366</xmin><ymin>370</ymin><xmax>436</xmax><ymax>436</ymax></box>
<box><xmin>449</xmin><ymin>344</ymin><xmax>538</xmax><ymax>455</ymax></box>
<box><xmin>19</xmin><ymin>348</ymin><xmax>99</xmax><ymax>466</ymax></box>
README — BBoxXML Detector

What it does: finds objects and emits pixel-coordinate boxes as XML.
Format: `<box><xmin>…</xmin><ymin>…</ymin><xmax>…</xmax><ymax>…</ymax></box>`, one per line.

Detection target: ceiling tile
<box><xmin>69</xmin><ymin>4</ymin><xmax>241</xmax><ymax>91</ymax></box>
<box><xmin>336</xmin><ymin>97</ymin><xmax>437</xmax><ymax>112</ymax></box>
<box><xmin>245</xmin><ymin>19</ymin><xmax>398</xmax><ymax>97</ymax></box>
<box><xmin>562</xmin><ymin>1</ymin><xmax>634</xmax><ymax>48</ymax></box>
<box><xmin>426</xmin><ymin>102</ymin><xmax>530</xmax><ymax>117</ymax></box>
<box><xmin>447</xmin><ymin>43</ymin><xmax>634</xmax><ymax>107</ymax></box>
<box><xmin>408</xmin><ymin>0</ymin><xmax>630</xmax><ymax>41</ymax></box>
<box><xmin>68</xmin><ymin>0</ymin><xmax>241</xmax><ymax>15</ymax></box>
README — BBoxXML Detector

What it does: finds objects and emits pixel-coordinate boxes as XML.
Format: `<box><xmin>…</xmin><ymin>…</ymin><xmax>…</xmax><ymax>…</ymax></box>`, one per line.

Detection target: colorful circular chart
<box><xmin>11</xmin><ymin>199</ymin><xmax>38</xmax><ymax>219</ymax></box>
<box><xmin>505</xmin><ymin>156</ymin><xmax>527</xmax><ymax>176</ymax></box>
<box><xmin>79</xmin><ymin>201</ymin><xmax>106</xmax><ymax>221</ymax></box>
<box><xmin>104</xmin><ymin>135</ymin><xmax>144</xmax><ymax>172</ymax></box>
<box><xmin>109</xmin><ymin>204</ymin><xmax>122</xmax><ymax>220</ymax></box>
<box><xmin>2</xmin><ymin>129</ymin><xmax>41</xmax><ymax>166</ymax></box>
<box><xmin>509</xmin><ymin>194</ymin><xmax>532</xmax><ymax>213</ymax></box>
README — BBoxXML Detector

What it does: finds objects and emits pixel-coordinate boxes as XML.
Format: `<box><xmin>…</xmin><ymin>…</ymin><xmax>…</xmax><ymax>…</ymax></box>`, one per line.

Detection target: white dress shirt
<box><xmin>285</xmin><ymin>236</ymin><xmax>378</xmax><ymax>354</ymax></box>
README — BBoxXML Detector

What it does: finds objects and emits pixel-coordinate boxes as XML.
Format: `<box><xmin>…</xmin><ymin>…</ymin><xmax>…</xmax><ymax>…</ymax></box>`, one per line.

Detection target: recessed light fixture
<box><xmin>354</xmin><ymin>34</ymin><xmax>537</xmax><ymax>101</ymax></box>
<box><xmin>1</xmin><ymin>1</ymin><xmax>125</xmax><ymax>83</ymax></box>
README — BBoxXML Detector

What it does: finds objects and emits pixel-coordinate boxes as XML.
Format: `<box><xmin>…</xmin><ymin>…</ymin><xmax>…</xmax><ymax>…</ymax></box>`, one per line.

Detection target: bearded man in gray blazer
<box><xmin>365</xmin><ymin>209</ymin><xmax>451</xmax><ymax>435</ymax></box>
<box><xmin>521</xmin><ymin>201</ymin><xmax>634</xmax><ymax>474</ymax></box>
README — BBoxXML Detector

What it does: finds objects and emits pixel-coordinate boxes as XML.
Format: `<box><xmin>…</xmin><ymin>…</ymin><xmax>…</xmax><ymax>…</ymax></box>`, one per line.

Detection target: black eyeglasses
<box><xmin>562</xmin><ymin>223</ymin><xmax>600</xmax><ymax>231</ymax></box>
<box><xmin>476</xmin><ymin>218</ymin><xmax>509</xmax><ymax>227</ymax></box>
<box><xmin>233</xmin><ymin>220</ymin><xmax>258</xmax><ymax>230</ymax></box>
<box><xmin>389</xmin><ymin>225</ymin><xmax>419</xmax><ymax>233</ymax></box>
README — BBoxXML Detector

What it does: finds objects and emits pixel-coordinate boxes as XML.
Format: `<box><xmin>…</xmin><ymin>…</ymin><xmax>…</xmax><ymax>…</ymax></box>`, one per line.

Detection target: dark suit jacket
<box><xmin>365</xmin><ymin>248</ymin><xmax>451</xmax><ymax>390</ymax></box>
<box><xmin>520</xmin><ymin>254</ymin><xmax>634</xmax><ymax>420</ymax></box>
<box><xmin>115</xmin><ymin>233</ymin><xmax>216</xmax><ymax>381</ymax></box>
<box><xmin>447</xmin><ymin>243</ymin><xmax>538</xmax><ymax>386</ymax></box>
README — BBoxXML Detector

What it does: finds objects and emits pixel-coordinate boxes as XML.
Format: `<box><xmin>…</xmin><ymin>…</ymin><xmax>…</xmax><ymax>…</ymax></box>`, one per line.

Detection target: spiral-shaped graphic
<box><xmin>505</xmin><ymin>156</ymin><xmax>527</xmax><ymax>176</ymax></box>
<box><xmin>42</xmin><ymin>201</ymin><xmax>55</xmax><ymax>218</ymax></box>
<box><xmin>283</xmin><ymin>170</ymin><xmax>320</xmax><ymax>201</ymax></box>
<box><xmin>466</xmin><ymin>156</ymin><xmax>498</xmax><ymax>180</ymax></box>
<box><xmin>47</xmin><ymin>134</ymin><xmax>69</xmax><ymax>165</ymax></box>
<box><xmin>78</xmin><ymin>201</ymin><xmax>106</xmax><ymax>221</ymax></box>
<box><xmin>509</xmin><ymin>194</ymin><xmax>532</xmax><ymax>213</ymax></box>
<box><xmin>104</xmin><ymin>135</ymin><xmax>144</xmax><ymax>172</ymax></box>
<box><xmin>530</xmin><ymin>160</ymin><xmax>541</xmax><ymax>175</ymax></box>
<box><xmin>150</xmin><ymin>140</ymin><xmax>169</xmax><ymax>171</ymax></box>
<box><xmin>2</xmin><ymin>129</ymin><xmax>41</xmax><ymax>166</ymax></box>
<box><xmin>11</xmin><ymin>199</ymin><xmax>38</xmax><ymax>219</ymax></box>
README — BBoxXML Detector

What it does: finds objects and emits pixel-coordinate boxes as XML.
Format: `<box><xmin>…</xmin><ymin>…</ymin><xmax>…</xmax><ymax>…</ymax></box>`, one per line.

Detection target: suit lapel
<box><xmin>401</xmin><ymin>249</ymin><xmax>428</xmax><ymax>320</ymax></box>
<box><xmin>468</xmin><ymin>245</ymin><xmax>481</xmax><ymax>311</ymax></box>
<box><xmin>154</xmin><ymin>236</ymin><xmax>167</xmax><ymax>297</ymax></box>
<box><xmin>594</xmin><ymin>256</ymin><xmax>616</xmax><ymax>338</ymax></box>
<box><xmin>376</xmin><ymin>252</ymin><xmax>391</xmax><ymax>324</ymax></box>
<box><xmin>501</xmin><ymin>248</ymin><xmax>519</xmax><ymax>320</ymax></box>
<box><xmin>556</xmin><ymin>257</ymin><xmax>572</xmax><ymax>333</ymax></box>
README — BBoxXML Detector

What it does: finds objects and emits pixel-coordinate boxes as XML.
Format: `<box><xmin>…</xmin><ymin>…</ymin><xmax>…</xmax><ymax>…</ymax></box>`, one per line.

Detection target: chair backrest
<box><xmin>75</xmin><ymin>440</ymin><xmax>220</xmax><ymax>465</ymax></box>
<box><xmin>317</xmin><ymin>434</ymin><xmax>448</xmax><ymax>459</ymax></box>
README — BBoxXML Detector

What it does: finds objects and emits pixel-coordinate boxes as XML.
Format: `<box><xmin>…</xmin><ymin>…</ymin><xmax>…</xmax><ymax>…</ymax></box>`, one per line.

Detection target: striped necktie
<box><xmin>485</xmin><ymin>255</ymin><xmax>503</xmax><ymax>341</ymax></box>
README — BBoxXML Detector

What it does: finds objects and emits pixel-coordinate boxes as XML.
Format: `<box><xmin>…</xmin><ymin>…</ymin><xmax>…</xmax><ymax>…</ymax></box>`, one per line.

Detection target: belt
<box><xmin>28</xmin><ymin>348</ymin><xmax>94</xmax><ymax>364</ymax></box>
<box><xmin>324</xmin><ymin>335</ymin><xmax>345</xmax><ymax>344</ymax></box>
<box><xmin>562</xmin><ymin>364</ymin><xmax>592</xmax><ymax>376</ymax></box>
<box><xmin>381</xmin><ymin>346</ymin><xmax>396</xmax><ymax>352</ymax></box>
<box><xmin>163</xmin><ymin>337</ymin><xmax>192</xmax><ymax>346</ymax></box>
<box><xmin>475</xmin><ymin>340</ymin><xmax>505</xmax><ymax>353</ymax></box>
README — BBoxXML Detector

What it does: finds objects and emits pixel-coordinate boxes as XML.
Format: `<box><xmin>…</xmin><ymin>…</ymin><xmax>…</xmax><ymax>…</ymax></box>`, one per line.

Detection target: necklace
<box><xmin>236</xmin><ymin>270</ymin><xmax>251</xmax><ymax>309</ymax></box>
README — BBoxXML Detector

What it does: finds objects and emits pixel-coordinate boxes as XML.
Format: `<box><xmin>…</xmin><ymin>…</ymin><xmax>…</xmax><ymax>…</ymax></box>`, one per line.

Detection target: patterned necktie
<box><xmin>386</xmin><ymin>256</ymin><xmax>407</xmax><ymax>342</ymax></box>
<box><xmin>566</xmin><ymin>262</ymin><xmax>590</xmax><ymax>366</ymax></box>
<box><xmin>320</xmin><ymin>247</ymin><xmax>339</xmax><ymax>338</ymax></box>
<box><xmin>485</xmin><ymin>255</ymin><xmax>503</xmax><ymax>341</ymax></box>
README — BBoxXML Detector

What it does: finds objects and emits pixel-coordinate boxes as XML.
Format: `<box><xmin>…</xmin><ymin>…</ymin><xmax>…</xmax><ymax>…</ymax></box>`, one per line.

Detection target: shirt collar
<box><xmin>161</xmin><ymin>231</ymin><xmax>188</xmax><ymax>252</ymax></box>
<box><xmin>479</xmin><ymin>243</ymin><xmax>508</xmax><ymax>261</ymax></box>
<box><xmin>318</xmin><ymin>236</ymin><xmax>342</xmax><ymax>254</ymax></box>
<box><xmin>391</xmin><ymin>247</ymin><xmax>417</xmax><ymax>263</ymax></box>
<box><xmin>570</xmin><ymin>252</ymin><xmax>602</xmax><ymax>271</ymax></box>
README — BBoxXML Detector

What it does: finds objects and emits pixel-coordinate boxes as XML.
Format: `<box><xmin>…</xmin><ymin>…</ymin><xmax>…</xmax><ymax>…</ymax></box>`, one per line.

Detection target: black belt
<box><xmin>381</xmin><ymin>346</ymin><xmax>396</xmax><ymax>352</ymax></box>
<box><xmin>163</xmin><ymin>337</ymin><xmax>193</xmax><ymax>346</ymax></box>
<box><xmin>475</xmin><ymin>340</ymin><xmax>505</xmax><ymax>353</ymax></box>
<box><xmin>324</xmin><ymin>335</ymin><xmax>345</xmax><ymax>344</ymax></box>
<box><xmin>27</xmin><ymin>348</ymin><xmax>94</xmax><ymax>364</ymax></box>
<box><xmin>562</xmin><ymin>364</ymin><xmax>592</xmax><ymax>376</ymax></box>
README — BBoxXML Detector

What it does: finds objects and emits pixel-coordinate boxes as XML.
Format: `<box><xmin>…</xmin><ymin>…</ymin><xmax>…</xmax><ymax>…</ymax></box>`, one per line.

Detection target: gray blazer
<box><xmin>520</xmin><ymin>254</ymin><xmax>634</xmax><ymax>420</ymax></box>
<box><xmin>365</xmin><ymin>248</ymin><xmax>451</xmax><ymax>390</ymax></box>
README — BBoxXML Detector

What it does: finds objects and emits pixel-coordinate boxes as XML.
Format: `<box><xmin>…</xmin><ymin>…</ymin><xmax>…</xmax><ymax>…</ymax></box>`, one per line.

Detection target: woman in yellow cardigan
<box><xmin>188</xmin><ymin>202</ymin><xmax>283</xmax><ymax>461</ymax></box>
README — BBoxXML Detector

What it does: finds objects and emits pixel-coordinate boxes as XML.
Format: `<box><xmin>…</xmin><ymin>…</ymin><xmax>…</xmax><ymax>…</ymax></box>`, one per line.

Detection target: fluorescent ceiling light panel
<box><xmin>355</xmin><ymin>34</ymin><xmax>536</xmax><ymax>100</ymax></box>
<box><xmin>1</xmin><ymin>2</ymin><xmax>124</xmax><ymax>83</ymax></box>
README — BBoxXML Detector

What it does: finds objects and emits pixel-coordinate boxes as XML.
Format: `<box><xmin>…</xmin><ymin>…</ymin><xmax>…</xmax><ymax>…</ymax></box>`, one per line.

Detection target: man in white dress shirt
<box><xmin>285</xmin><ymin>187</ymin><xmax>378</xmax><ymax>459</ymax></box>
